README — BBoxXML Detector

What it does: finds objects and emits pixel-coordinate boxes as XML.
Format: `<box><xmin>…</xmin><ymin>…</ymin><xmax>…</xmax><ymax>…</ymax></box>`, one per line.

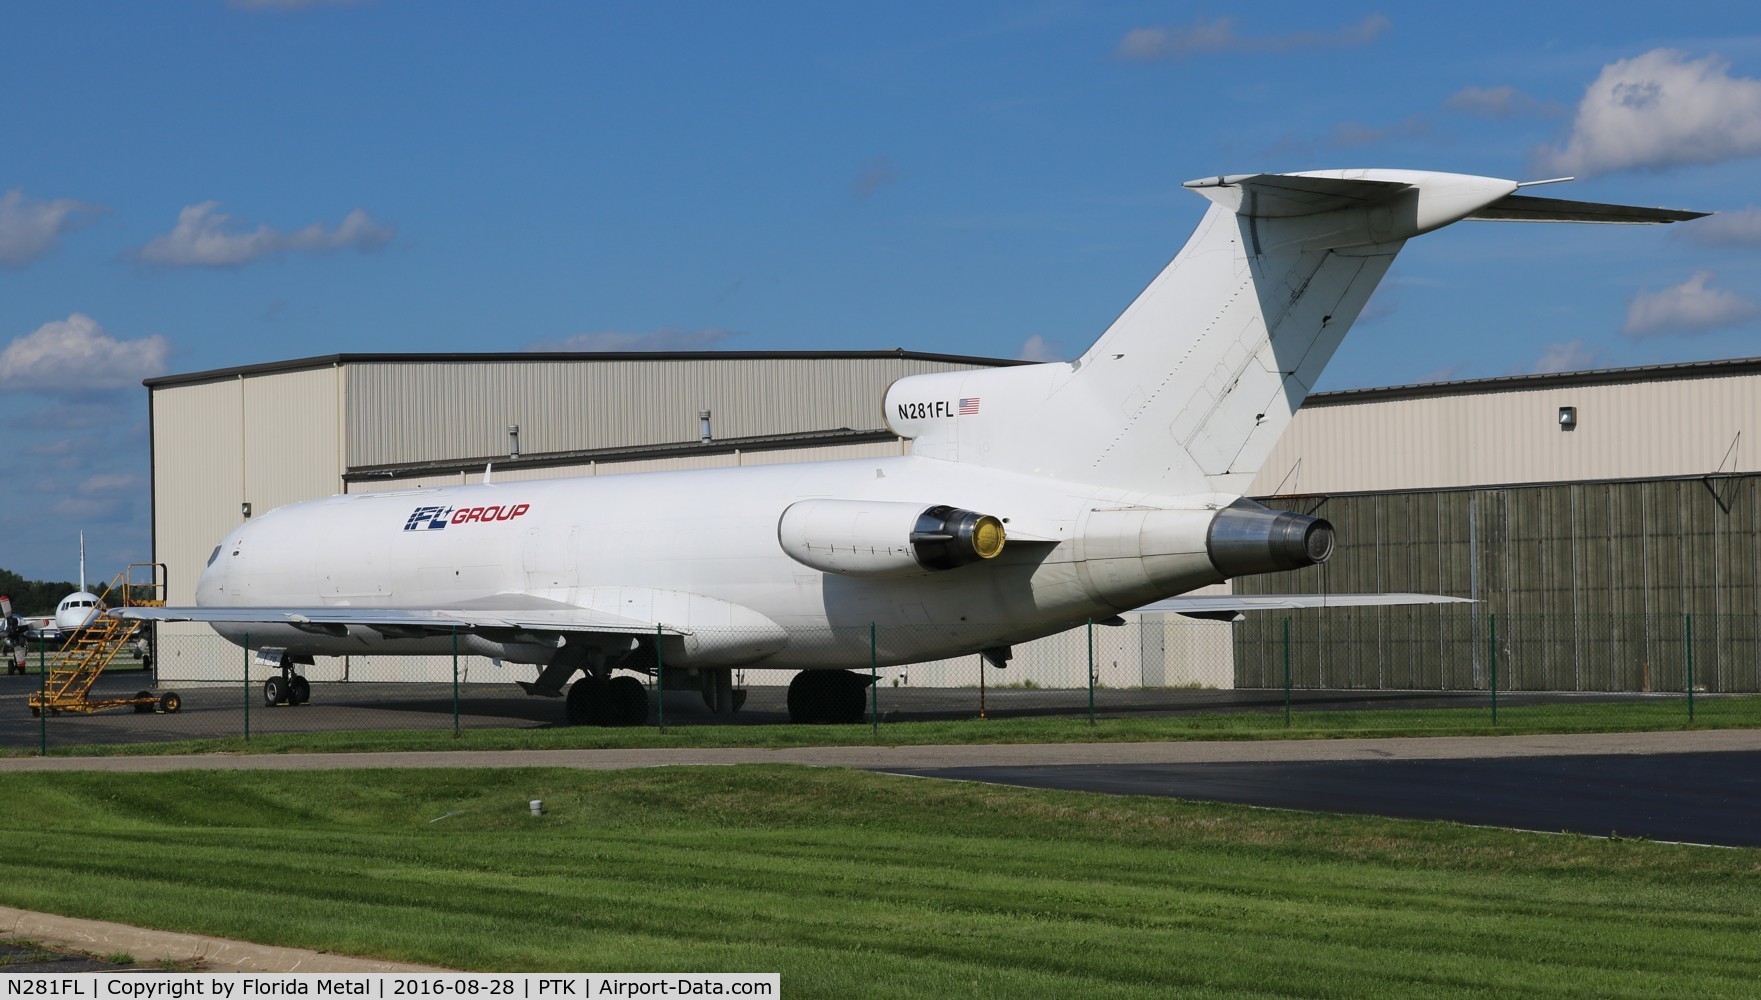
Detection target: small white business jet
<box><xmin>116</xmin><ymin>170</ymin><xmax>1702</xmax><ymax>723</ymax></box>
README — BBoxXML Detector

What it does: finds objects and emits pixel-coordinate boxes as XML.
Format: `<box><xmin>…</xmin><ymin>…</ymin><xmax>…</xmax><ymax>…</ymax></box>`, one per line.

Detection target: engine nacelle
<box><xmin>1206</xmin><ymin>498</ymin><xmax>1334</xmax><ymax>577</ymax></box>
<box><xmin>778</xmin><ymin>499</ymin><xmax>1006</xmax><ymax>578</ymax></box>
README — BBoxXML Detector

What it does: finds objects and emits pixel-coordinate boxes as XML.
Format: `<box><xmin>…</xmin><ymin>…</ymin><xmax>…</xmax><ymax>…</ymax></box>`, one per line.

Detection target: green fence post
<box><xmin>452</xmin><ymin>626</ymin><xmax>461</xmax><ymax>738</ymax></box>
<box><xmin>1086</xmin><ymin>617</ymin><xmax>1096</xmax><ymax>727</ymax></box>
<box><xmin>38</xmin><ymin>634</ymin><xmax>46</xmax><ymax>757</ymax></box>
<box><xmin>243</xmin><ymin>632</ymin><xmax>251</xmax><ymax>742</ymax></box>
<box><xmin>1488</xmin><ymin>614</ymin><xmax>1497</xmax><ymax>726</ymax></box>
<box><xmin>1685</xmin><ymin>614</ymin><xmax>1694</xmax><ymax>724</ymax></box>
<box><xmin>869</xmin><ymin>621</ymin><xmax>879</xmax><ymax>739</ymax></box>
<box><xmin>978</xmin><ymin>652</ymin><xmax>986</xmax><ymax>720</ymax></box>
<box><xmin>655</xmin><ymin>624</ymin><xmax>666</xmax><ymax>733</ymax></box>
<box><xmin>1283</xmin><ymin>617</ymin><xmax>1291</xmax><ymax>729</ymax></box>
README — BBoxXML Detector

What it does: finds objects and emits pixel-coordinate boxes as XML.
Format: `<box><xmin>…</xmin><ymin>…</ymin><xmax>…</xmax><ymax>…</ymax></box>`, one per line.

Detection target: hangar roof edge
<box><xmin>1307</xmin><ymin>355</ymin><xmax>1761</xmax><ymax>407</ymax></box>
<box><xmin>143</xmin><ymin>349</ymin><xmax>1027</xmax><ymax>389</ymax></box>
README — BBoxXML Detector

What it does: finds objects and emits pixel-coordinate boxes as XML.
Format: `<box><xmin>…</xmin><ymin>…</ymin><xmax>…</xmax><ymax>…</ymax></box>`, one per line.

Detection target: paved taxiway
<box><xmin>877</xmin><ymin>749</ymin><xmax>1761</xmax><ymax>847</ymax></box>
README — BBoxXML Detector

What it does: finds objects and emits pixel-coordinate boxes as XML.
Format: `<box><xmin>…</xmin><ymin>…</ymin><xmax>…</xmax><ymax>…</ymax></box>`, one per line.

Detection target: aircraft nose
<box><xmin>194</xmin><ymin>528</ymin><xmax>244</xmax><ymax>604</ymax></box>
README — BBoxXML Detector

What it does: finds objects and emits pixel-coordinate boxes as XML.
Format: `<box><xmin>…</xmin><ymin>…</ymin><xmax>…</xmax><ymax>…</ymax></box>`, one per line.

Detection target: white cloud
<box><xmin>0</xmin><ymin>189</ymin><xmax>104</xmax><ymax>268</ymax></box>
<box><xmin>1534</xmin><ymin>50</ymin><xmax>1761</xmax><ymax>175</ymax></box>
<box><xmin>78</xmin><ymin>473</ymin><xmax>142</xmax><ymax>494</ymax></box>
<box><xmin>1016</xmin><ymin>335</ymin><xmax>1063</xmax><ymax>362</ymax></box>
<box><xmin>1328</xmin><ymin>115</ymin><xmax>1426</xmax><ymax>149</ymax></box>
<box><xmin>1529</xmin><ymin>340</ymin><xmax>1601</xmax><ymax>374</ymax></box>
<box><xmin>131</xmin><ymin>202</ymin><xmax>393</xmax><ymax>268</ymax></box>
<box><xmin>853</xmin><ymin>156</ymin><xmax>899</xmax><ymax>199</ymax></box>
<box><xmin>0</xmin><ymin>314</ymin><xmax>170</xmax><ymax>392</ymax></box>
<box><xmin>1115</xmin><ymin>14</ymin><xmax>1389</xmax><ymax>61</ymax></box>
<box><xmin>1444</xmin><ymin>85</ymin><xmax>1558</xmax><ymax>119</ymax></box>
<box><xmin>527</xmin><ymin>327</ymin><xmax>741</xmax><ymax>353</ymax></box>
<box><xmin>1682</xmin><ymin>206</ymin><xmax>1761</xmax><ymax>246</ymax></box>
<box><xmin>1621</xmin><ymin>271</ymin><xmax>1761</xmax><ymax>337</ymax></box>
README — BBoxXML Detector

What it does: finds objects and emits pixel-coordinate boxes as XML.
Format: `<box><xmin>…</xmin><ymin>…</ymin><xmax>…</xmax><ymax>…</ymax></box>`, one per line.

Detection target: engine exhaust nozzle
<box><xmin>1206</xmin><ymin>499</ymin><xmax>1334</xmax><ymax>578</ymax></box>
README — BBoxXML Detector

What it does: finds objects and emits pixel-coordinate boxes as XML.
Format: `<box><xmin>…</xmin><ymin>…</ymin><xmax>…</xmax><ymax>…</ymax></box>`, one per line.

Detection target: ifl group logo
<box><xmin>404</xmin><ymin>503</ymin><xmax>531</xmax><ymax>531</ymax></box>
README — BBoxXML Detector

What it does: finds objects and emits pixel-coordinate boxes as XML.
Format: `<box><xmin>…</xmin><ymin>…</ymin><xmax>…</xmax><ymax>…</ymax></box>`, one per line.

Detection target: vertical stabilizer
<box><xmin>885</xmin><ymin>170</ymin><xmax>1531</xmax><ymax>497</ymax></box>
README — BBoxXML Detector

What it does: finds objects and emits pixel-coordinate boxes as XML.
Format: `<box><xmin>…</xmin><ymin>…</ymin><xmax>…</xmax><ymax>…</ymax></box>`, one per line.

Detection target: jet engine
<box><xmin>778</xmin><ymin>499</ymin><xmax>1006</xmax><ymax>577</ymax></box>
<box><xmin>1206</xmin><ymin>498</ymin><xmax>1334</xmax><ymax>577</ymax></box>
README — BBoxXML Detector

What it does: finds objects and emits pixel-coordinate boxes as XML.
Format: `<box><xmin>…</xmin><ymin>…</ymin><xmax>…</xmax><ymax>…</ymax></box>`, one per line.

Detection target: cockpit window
<box><xmin>207</xmin><ymin>545</ymin><xmax>221</xmax><ymax>567</ymax></box>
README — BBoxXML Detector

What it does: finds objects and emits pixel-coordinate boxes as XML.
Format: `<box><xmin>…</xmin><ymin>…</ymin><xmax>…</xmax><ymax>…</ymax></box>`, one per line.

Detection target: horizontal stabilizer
<box><xmin>1183</xmin><ymin>173</ymin><xmax>1410</xmax><ymax>218</ymax></box>
<box><xmin>1130</xmin><ymin>593</ymin><xmax>1474</xmax><ymax>617</ymax></box>
<box><xmin>1468</xmin><ymin>194</ymin><xmax>1707</xmax><ymax>224</ymax></box>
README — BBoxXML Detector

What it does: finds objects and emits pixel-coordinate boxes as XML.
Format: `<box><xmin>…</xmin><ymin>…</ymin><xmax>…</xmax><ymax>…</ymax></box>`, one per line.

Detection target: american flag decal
<box><xmin>958</xmin><ymin>397</ymin><xmax>981</xmax><ymax>415</ymax></box>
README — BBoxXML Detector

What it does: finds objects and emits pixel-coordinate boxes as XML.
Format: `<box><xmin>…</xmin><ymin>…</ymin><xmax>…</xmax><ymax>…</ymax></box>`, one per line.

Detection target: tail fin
<box><xmin>884</xmin><ymin>170</ymin><xmax>1701</xmax><ymax>497</ymax></box>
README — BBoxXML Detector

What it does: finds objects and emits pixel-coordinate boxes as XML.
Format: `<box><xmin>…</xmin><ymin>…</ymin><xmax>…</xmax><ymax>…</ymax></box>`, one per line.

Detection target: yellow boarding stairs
<box><xmin>27</xmin><ymin>563</ymin><xmax>181</xmax><ymax>717</ymax></box>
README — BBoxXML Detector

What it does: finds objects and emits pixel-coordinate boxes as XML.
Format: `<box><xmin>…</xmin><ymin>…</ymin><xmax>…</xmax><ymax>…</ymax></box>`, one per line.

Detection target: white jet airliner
<box><xmin>116</xmin><ymin>169</ymin><xmax>1703</xmax><ymax>724</ymax></box>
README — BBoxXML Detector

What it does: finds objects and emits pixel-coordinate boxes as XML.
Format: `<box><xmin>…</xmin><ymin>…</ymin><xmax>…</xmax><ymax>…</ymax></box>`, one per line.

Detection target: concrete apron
<box><xmin>0</xmin><ymin>906</ymin><xmax>446</xmax><ymax>973</ymax></box>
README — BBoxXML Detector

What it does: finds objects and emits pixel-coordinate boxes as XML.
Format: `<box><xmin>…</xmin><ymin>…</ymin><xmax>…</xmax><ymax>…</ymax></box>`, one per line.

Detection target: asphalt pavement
<box><xmin>875</xmin><ymin>748</ymin><xmax>1761</xmax><ymax>847</ymax></box>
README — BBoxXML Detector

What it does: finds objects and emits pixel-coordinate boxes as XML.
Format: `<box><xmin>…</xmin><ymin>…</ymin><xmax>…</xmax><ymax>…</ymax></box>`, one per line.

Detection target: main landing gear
<box><xmin>787</xmin><ymin>669</ymin><xmax>872</xmax><ymax>725</ymax></box>
<box><xmin>564</xmin><ymin>674</ymin><xmax>647</xmax><ymax>727</ymax></box>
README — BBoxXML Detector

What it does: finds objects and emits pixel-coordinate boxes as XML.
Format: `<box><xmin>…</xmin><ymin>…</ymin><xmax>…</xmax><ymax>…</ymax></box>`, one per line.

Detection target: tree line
<box><xmin>0</xmin><ymin>567</ymin><xmax>90</xmax><ymax>615</ymax></box>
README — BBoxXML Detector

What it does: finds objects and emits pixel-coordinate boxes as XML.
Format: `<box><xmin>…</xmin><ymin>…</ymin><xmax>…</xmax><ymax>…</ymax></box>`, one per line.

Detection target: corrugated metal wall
<box><xmin>345</xmin><ymin>357</ymin><xmax>978</xmax><ymax>469</ymax></box>
<box><xmin>1252</xmin><ymin>371</ymin><xmax>1761</xmax><ymax>495</ymax></box>
<box><xmin>1234</xmin><ymin>475</ymin><xmax>1761</xmax><ymax>692</ymax></box>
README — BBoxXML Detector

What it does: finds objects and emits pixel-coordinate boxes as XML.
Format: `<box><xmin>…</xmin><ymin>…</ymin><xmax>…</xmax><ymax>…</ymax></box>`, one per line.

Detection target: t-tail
<box><xmin>884</xmin><ymin>170</ymin><xmax>1704</xmax><ymax>498</ymax></box>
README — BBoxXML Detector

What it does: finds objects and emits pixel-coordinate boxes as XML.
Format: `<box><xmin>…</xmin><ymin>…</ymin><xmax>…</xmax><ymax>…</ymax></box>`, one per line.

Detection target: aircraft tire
<box><xmin>788</xmin><ymin>670</ymin><xmax>868</xmax><ymax>725</ymax></box>
<box><xmin>785</xmin><ymin>671</ymin><xmax>820</xmax><ymax>723</ymax></box>
<box><xmin>263</xmin><ymin>676</ymin><xmax>288</xmax><ymax>707</ymax></box>
<box><xmin>566</xmin><ymin>676</ymin><xmax>614</xmax><ymax>726</ymax></box>
<box><xmin>289</xmin><ymin>675</ymin><xmax>311</xmax><ymax>705</ymax></box>
<box><xmin>833</xmin><ymin>672</ymin><xmax>868</xmax><ymax>725</ymax></box>
<box><xmin>608</xmin><ymin>675</ymin><xmax>648</xmax><ymax>726</ymax></box>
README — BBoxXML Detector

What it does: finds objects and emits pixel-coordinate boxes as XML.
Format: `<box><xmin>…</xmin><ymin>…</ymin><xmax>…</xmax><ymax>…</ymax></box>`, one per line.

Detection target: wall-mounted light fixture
<box><xmin>508</xmin><ymin>423</ymin><xmax>521</xmax><ymax>458</ymax></box>
<box><xmin>699</xmin><ymin>409</ymin><xmax>713</xmax><ymax>444</ymax></box>
<box><xmin>241</xmin><ymin>501</ymin><xmax>253</xmax><ymax>519</ymax></box>
<box><xmin>1558</xmin><ymin>406</ymin><xmax>1577</xmax><ymax>431</ymax></box>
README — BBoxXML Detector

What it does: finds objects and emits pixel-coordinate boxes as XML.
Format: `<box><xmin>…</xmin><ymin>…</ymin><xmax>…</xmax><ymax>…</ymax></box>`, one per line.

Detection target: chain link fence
<box><xmin>3</xmin><ymin>609</ymin><xmax>1756</xmax><ymax>753</ymax></box>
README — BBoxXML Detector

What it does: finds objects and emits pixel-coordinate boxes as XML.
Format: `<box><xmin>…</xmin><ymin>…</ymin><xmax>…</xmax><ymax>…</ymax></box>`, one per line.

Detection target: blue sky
<box><xmin>2</xmin><ymin>1</ymin><xmax>1759</xmax><ymax>581</ymax></box>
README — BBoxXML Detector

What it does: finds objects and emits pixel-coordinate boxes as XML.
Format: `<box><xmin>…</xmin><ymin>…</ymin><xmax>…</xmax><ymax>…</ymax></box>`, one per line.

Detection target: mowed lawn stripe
<box><xmin>1</xmin><ymin>767</ymin><xmax>1756</xmax><ymax>998</ymax></box>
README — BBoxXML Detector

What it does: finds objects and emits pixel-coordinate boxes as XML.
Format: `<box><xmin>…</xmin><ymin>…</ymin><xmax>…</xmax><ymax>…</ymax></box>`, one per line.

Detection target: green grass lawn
<box><xmin>16</xmin><ymin>694</ymin><xmax>1759</xmax><ymax>758</ymax></box>
<box><xmin>0</xmin><ymin>767</ymin><xmax>1756</xmax><ymax>997</ymax></box>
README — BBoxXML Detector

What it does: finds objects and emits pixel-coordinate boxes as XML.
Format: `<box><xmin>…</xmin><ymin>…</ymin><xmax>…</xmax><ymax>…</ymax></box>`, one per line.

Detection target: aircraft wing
<box><xmin>109</xmin><ymin>605</ymin><xmax>685</xmax><ymax>636</ymax></box>
<box><xmin>1131</xmin><ymin>593</ymin><xmax>1472</xmax><ymax>619</ymax></box>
